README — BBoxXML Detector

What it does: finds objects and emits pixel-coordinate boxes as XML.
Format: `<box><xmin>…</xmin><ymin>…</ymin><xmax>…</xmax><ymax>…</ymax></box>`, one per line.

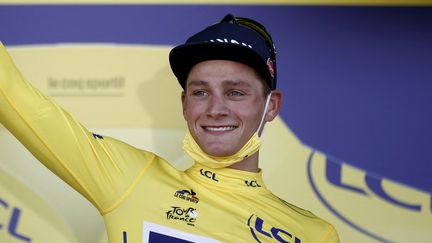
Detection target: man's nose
<box><xmin>206</xmin><ymin>94</ymin><xmax>229</xmax><ymax>117</ymax></box>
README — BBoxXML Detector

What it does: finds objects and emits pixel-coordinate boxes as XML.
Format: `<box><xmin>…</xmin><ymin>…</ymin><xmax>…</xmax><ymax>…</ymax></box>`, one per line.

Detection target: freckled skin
<box><xmin>182</xmin><ymin>60</ymin><xmax>282</xmax><ymax>172</ymax></box>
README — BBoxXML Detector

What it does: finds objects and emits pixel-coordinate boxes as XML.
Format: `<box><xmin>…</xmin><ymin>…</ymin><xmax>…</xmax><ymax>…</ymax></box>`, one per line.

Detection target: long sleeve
<box><xmin>0</xmin><ymin>42</ymin><xmax>154</xmax><ymax>214</ymax></box>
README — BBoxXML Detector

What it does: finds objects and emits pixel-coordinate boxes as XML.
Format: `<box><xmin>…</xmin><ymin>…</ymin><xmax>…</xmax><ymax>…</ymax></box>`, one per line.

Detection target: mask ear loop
<box><xmin>257</xmin><ymin>92</ymin><xmax>272</xmax><ymax>137</ymax></box>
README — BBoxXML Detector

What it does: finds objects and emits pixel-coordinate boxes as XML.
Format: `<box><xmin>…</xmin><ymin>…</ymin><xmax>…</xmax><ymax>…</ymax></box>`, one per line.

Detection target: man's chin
<box><xmin>203</xmin><ymin>147</ymin><xmax>237</xmax><ymax>158</ymax></box>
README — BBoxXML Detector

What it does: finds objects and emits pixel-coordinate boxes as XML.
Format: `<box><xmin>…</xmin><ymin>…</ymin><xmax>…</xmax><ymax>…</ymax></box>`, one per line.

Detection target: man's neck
<box><xmin>227</xmin><ymin>152</ymin><xmax>260</xmax><ymax>172</ymax></box>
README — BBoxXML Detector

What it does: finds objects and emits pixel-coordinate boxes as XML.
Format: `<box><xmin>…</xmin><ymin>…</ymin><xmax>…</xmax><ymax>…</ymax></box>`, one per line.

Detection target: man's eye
<box><xmin>228</xmin><ymin>90</ymin><xmax>244</xmax><ymax>96</ymax></box>
<box><xmin>193</xmin><ymin>90</ymin><xmax>207</xmax><ymax>96</ymax></box>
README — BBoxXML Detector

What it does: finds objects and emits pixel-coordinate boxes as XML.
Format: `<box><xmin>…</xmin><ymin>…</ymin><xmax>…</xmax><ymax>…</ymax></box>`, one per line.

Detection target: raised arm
<box><xmin>0</xmin><ymin>43</ymin><xmax>154</xmax><ymax>214</ymax></box>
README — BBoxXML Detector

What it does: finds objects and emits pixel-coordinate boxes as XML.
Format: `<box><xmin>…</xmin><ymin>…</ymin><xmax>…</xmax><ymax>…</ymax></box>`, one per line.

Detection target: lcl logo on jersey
<box><xmin>247</xmin><ymin>214</ymin><xmax>301</xmax><ymax>243</ymax></box>
<box><xmin>200</xmin><ymin>169</ymin><xmax>219</xmax><ymax>182</ymax></box>
<box><xmin>308</xmin><ymin>151</ymin><xmax>432</xmax><ymax>242</ymax></box>
<box><xmin>245</xmin><ymin>180</ymin><xmax>261</xmax><ymax>188</ymax></box>
<box><xmin>166</xmin><ymin>206</ymin><xmax>198</xmax><ymax>226</ymax></box>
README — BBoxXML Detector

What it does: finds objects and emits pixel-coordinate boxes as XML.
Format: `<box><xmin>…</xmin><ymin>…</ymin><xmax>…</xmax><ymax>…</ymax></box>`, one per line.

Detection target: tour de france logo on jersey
<box><xmin>247</xmin><ymin>214</ymin><xmax>301</xmax><ymax>243</ymax></box>
<box><xmin>166</xmin><ymin>206</ymin><xmax>198</xmax><ymax>226</ymax></box>
<box><xmin>174</xmin><ymin>189</ymin><xmax>199</xmax><ymax>203</ymax></box>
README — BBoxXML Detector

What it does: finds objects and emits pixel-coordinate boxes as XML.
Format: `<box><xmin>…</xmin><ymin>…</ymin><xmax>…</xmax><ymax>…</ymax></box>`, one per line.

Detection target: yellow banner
<box><xmin>5</xmin><ymin>44</ymin><xmax>184</xmax><ymax>129</ymax></box>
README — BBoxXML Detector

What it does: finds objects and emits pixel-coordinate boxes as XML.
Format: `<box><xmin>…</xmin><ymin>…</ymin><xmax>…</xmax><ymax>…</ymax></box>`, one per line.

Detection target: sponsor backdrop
<box><xmin>0</xmin><ymin>1</ymin><xmax>431</xmax><ymax>242</ymax></box>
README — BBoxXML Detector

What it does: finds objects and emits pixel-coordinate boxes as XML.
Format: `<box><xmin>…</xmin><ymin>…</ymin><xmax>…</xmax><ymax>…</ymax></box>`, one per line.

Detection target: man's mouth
<box><xmin>202</xmin><ymin>126</ymin><xmax>237</xmax><ymax>132</ymax></box>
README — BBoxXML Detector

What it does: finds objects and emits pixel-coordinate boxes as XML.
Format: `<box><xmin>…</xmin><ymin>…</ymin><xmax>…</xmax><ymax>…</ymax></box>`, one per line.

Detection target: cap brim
<box><xmin>169</xmin><ymin>42</ymin><xmax>271</xmax><ymax>89</ymax></box>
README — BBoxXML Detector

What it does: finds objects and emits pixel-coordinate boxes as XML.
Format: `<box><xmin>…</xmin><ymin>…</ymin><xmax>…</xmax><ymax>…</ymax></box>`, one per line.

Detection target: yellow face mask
<box><xmin>182</xmin><ymin>129</ymin><xmax>261</xmax><ymax>169</ymax></box>
<box><xmin>182</xmin><ymin>93</ymin><xmax>271</xmax><ymax>169</ymax></box>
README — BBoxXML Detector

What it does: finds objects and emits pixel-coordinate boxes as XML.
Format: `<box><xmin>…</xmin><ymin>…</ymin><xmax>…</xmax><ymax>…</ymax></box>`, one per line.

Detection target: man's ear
<box><xmin>265</xmin><ymin>90</ymin><xmax>283</xmax><ymax>122</ymax></box>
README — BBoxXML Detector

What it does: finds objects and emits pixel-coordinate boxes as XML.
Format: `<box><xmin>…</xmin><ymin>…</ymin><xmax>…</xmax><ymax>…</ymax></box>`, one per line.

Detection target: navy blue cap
<box><xmin>169</xmin><ymin>14</ymin><xmax>277</xmax><ymax>90</ymax></box>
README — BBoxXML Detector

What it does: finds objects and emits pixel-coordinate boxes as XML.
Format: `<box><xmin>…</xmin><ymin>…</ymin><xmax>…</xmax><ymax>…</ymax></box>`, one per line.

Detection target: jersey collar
<box><xmin>185</xmin><ymin>163</ymin><xmax>269</xmax><ymax>194</ymax></box>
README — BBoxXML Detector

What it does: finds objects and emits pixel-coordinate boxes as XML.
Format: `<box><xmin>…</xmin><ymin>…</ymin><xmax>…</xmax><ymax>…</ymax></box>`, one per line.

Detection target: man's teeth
<box><xmin>205</xmin><ymin>126</ymin><xmax>236</xmax><ymax>131</ymax></box>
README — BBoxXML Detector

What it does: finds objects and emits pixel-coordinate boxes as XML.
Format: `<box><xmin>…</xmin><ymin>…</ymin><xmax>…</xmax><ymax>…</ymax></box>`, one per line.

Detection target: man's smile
<box><xmin>202</xmin><ymin>126</ymin><xmax>238</xmax><ymax>132</ymax></box>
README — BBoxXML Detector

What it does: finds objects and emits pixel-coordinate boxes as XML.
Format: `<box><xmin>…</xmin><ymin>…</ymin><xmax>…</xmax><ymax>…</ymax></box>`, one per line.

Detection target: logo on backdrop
<box><xmin>0</xmin><ymin>197</ymin><xmax>31</xmax><ymax>241</ymax></box>
<box><xmin>307</xmin><ymin>151</ymin><xmax>432</xmax><ymax>242</ymax></box>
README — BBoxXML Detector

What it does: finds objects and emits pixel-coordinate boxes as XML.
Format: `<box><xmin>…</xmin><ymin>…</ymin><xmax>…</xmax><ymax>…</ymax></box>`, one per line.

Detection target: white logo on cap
<box><xmin>267</xmin><ymin>58</ymin><xmax>275</xmax><ymax>78</ymax></box>
<box><xmin>209</xmin><ymin>38</ymin><xmax>252</xmax><ymax>49</ymax></box>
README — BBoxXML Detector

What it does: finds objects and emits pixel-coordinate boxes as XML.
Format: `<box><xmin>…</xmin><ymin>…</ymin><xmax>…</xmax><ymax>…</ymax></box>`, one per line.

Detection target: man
<box><xmin>0</xmin><ymin>14</ymin><xmax>339</xmax><ymax>242</ymax></box>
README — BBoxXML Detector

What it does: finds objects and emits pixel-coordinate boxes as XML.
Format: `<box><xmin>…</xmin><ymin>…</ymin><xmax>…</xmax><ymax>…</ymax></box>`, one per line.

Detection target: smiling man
<box><xmin>0</xmin><ymin>14</ymin><xmax>339</xmax><ymax>242</ymax></box>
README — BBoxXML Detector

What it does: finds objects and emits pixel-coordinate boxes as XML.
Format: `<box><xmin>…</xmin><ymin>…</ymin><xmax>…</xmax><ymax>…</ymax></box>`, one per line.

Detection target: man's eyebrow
<box><xmin>186</xmin><ymin>79</ymin><xmax>253</xmax><ymax>88</ymax></box>
<box><xmin>187</xmin><ymin>80</ymin><xmax>209</xmax><ymax>88</ymax></box>
<box><xmin>223</xmin><ymin>80</ymin><xmax>253</xmax><ymax>88</ymax></box>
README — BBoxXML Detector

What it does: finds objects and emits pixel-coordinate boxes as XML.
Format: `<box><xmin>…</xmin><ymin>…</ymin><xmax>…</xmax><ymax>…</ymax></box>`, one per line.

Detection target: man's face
<box><xmin>182</xmin><ymin>60</ymin><xmax>279</xmax><ymax>157</ymax></box>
